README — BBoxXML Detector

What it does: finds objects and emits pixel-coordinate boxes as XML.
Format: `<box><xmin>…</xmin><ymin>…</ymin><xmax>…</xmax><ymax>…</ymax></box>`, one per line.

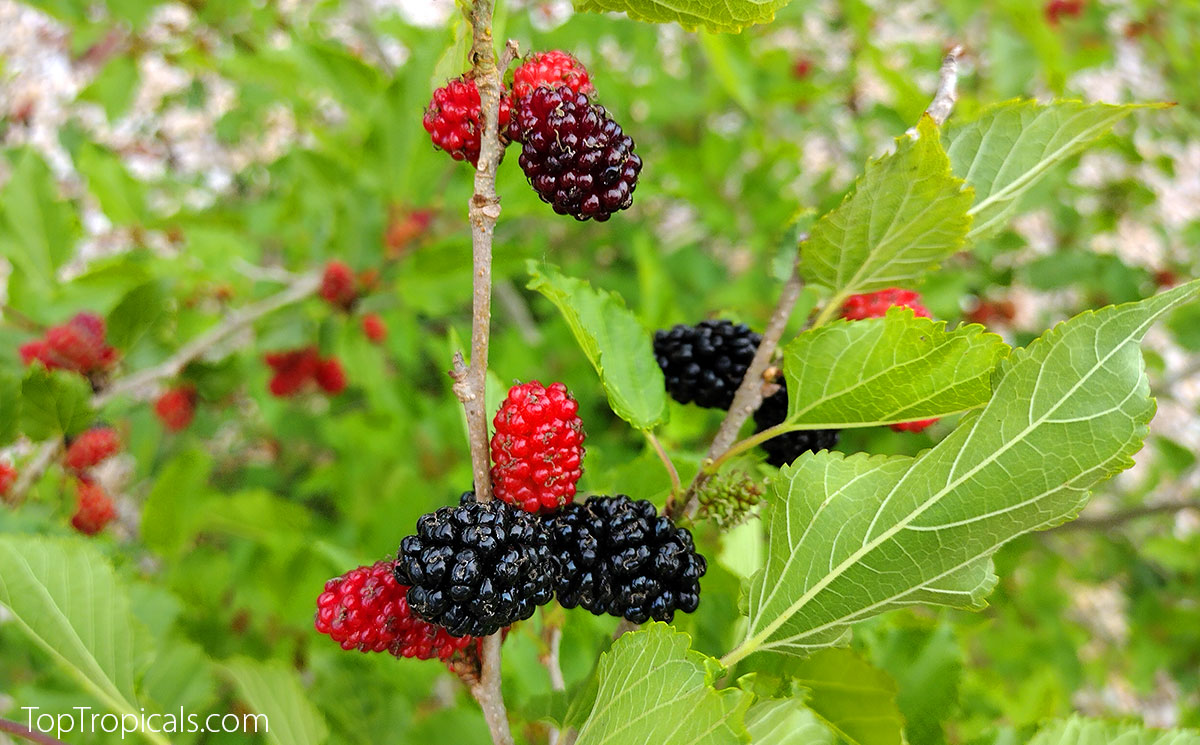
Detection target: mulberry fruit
<box><xmin>19</xmin><ymin>312</ymin><xmax>117</xmax><ymax>376</ymax></box>
<box><xmin>155</xmin><ymin>386</ymin><xmax>197</xmax><ymax>432</ymax></box>
<box><xmin>891</xmin><ymin>418</ymin><xmax>937</xmax><ymax>434</ymax></box>
<box><xmin>653</xmin><ymin>320</ymin><xmax>761</xmax><ymax>409</ymax></box>
<box><xmin>64</xmin><ymin>427</ymin><xmax>121</xmax><ymax>471</ymax></box>
<box><xmin>512</xmin><ymin>50</ymin><xmax>593</xmax><ymax>100</ymax></box>
<box><xmin>507</xmin><ymin>87</ymin><xmax>641</xmax><ymax>221</ymax></box>
<box><xmin>362</xmin><ymin>313</ymin><xmax>387</xmax><ymax>344</ymax></box>
<box><xmin>753</xmin><ymin>385</ymin><xmax>839</xmax><ymax>467</ymax></box>
<box><xmin>71</xmin><ymin>478</ymin><xmax>116</xmax><ymax>535</ymax></box>
<box><xmin>840</xmin><ymin>288</ymin><xmax>930</xmax><ymax>321</ymax></box>
<box><xmin>395</xmin><ymin>493</ymin><xmax>556</xmax><ymax>637</ymax></box>
<box><xmin>424</xmin><ymin>76</ymin><xmax>513</xmax><ymax>166</ymax></box>
<box><xmin>490</xmin><ymin>381</ymin><xmax>585</xmax><ymax>513</ymax></box>
<box><xmin>0</xmin><ymin>462</ymin><xmax>16</xmax><ymax>496</ymax></box>
<box><xmin>316</xmin><ymin>560</ymin><xmax>480</xmax><ymax>661</ymax></box>
<box><xmin>265</xmin><ymin>347</ymin><xmax>346</xmax><ymax>397</ymax></box>
<box><xmin>546</xmin><ymin>495</ymin><xmax>705</xmax><ymax>624</ymax></box>
<box><xmin>320</xmin><ymin>261</ymin><xmax>359</xmax><ymax>311</ymax></box>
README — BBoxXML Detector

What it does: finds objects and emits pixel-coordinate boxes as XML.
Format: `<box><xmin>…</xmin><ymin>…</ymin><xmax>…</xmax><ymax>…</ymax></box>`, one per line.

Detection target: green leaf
<box><xmin>943</xmin><ymin>100</ymin><xmax>1146</xmax><ymax>240</ymax></box>
<box><xmin>1028</xmin><ymin>717</ymin><xmax>1200</xmax><ymax>745</ymax></box>
<box><xmin>0</xmin><ymin>148</ymin><xmax>80</xmax><ymax>289</ymax></box>
<box><xmin>574</xmin><ymin>623</ymin><xmax>750</xmax><ymax>745</ymax></box>
<box><xmin>21</xmin><ymin>366</ymin><xmax>94</xmax><ymax>439</ymax></box>
<box><xmin>728</xmin><ymin>281</ymin><xmax>1200</xmax><ymax>661</ymax></box>
<box><xmin>0</xmin><ymin>536</ymin><xmax>169</xmax><ymax>745</ymax></box>
<box><xmin>223</xmin><ymin>658</ymin><xmax>330</xmax><ymax>745</ymax></box>
<box><xmin>528</xmin><ymin>263</ymin><xmax>668</xmax><ymax>430</ymax></box>
<box><xmin>780</xmin><ymin>309</ymin><xmax>1009</xmax><ymax>428</ymax></box>
<box><xmin>789</xmin><ymin>649</ymin><xmax>904</xmax><ymax>745</ymax></box>
<box><xmin>573</xmin><ymin>0</ymin><xmax>791</xmax><ymax>33</ymax></box>
<box><xmin>141</xmin><ymin>449</ymin><xmax>215</xmax><ymax>556</ymax></box>
<box><xmin>0</xmin><ymin>371</ymin><xmax>20</xmax><ymax>445</ymax></box>
<box><xmin>77</xmin><ymin>141</ymin><xmax>147</xmax><ymax>225</ymax></box>
<box><xmin>745</xmin><ymin>699</ymin><xmax>834</xmax><ymax>745</ymax></box>
<box><xmin>107</xmin><ymin>281</ymin><xmax>168</xmax><ymax>351</ymax></box>
<box><xmin>870</xmin><ymin>623</ymin><xmax>962</xmax><ymax>745</ymax></box>
<box><xmin>801</xmin><ymin>118</ymin><xmax>973</xmax><ymax>313</ymax></box>
<box><xmin>78</xmin><ymin>55</ymin><xmax>139</xmax><ymax>120</ymax></box>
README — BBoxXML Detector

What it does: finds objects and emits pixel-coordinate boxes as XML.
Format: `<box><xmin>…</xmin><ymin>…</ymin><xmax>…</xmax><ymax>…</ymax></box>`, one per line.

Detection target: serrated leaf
<box><xmin>21</xmin><ymin>366</ymin><xmax>94</xmax><ymax>439</ymax></box>
<box><xmin>943</xmin><ymin>100</ymin><xmax>1146</xmax><ymax>240</ymax></box>
<box><xmin>780</xmin><ymin>309</ymin><xmax>1009</xmax><ymax>427</ymax></box>
<box><xmin>528</xmin><ymin>263</ymin><xmax>668</xmax><ymax>430</ymax></box>
<box><xmin>574</xmin><ymin>623</ymin><xmax>750</xmax><ymax>745</ymax></box>
<box><xmin>574</xmin><ymin>0</ymin><xmax>791</xmax><ymax>33</ymax></box>
<box><xmin>223</xmin><ymin>658</ymin><xmax>330</xmax><ymax>745</ymax></box>
<box><xmin>0</xmin><ymin>148</ymin><xmax>80</xmax><ymax>289</ymax></box>
<box><xmin>745</xmin><ymin>699</ymin><xmax>834</xmax><ymax>745</ymax></box>
<box><xmin>1028</xmin><ymin>717</ymin><xmax>1200</xmax><ymax>745</ymax></box>
<box><xmin>801</xmin><ymin>118</ymin><xmax>973</xmax><ymax>312</ymax></box>
<box><xmin>0</xmin><ymin>537</ymin><xmax>170</xmax><ymax>745</ymax></box>
<box><xmin>729</xmin><ymin>281</ymin><xmax>1200</xmax><ymax>660</ymax></box>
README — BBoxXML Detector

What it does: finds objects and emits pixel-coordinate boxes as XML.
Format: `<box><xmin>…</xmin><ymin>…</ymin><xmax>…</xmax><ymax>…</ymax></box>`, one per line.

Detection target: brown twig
<box><xmin>1</xmin><ymin>303</ymin><xmax>45</xmax><ymax>333</ymax></box>
<box><xmin>0</xmin><ymin>717</ymin><xmax>70</xmax><ymax>745</ymax></box>
<box><xmin>1055</xmin><ymin>500</ymin><xmax>1199</xmax><ymax>531</ymax></box>
<box><xmin>468</xmin><ymin>634</ymin><xmax>514</xmax><ymax>745</ymax></box>
<box><xmin>451</xmin><ymin>4</ymin><xmax>515</xmax><ymax>744</ymax></box>
<box><xmin>450</xmin><ymin>2</ymin><xmax>514</xmax><ymax>506</ymax></box>
<box><xmin>908</xmin><ymin>44</ymin><xmax>964</xmax><ymax>135</ymax></box>
<box><xmin>95</xmin><ymin>272</ymin><xmax>322</xmax><ymax>408</ymax></box>
<box><xmin>543</xmin><ymin>623</ymin><xmax>567</xmax><ymax>745</ymax></box>
<box><xmin>671</xmin><ymin>258</ymin><xmax>805</xmax><ymax>520</ymax></box>
<box><xmin>5</xmin><ymin>439</ymin><xmax>63</xmax><ymax>505</ymax></box>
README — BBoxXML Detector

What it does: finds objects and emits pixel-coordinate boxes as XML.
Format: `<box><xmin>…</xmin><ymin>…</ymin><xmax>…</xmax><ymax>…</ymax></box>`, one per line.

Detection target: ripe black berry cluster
<box><xmin>654</xmin><ymin>320</ymin><xmax>762</xmax><ymax>409</ymax></box>
<box><xmin>753</xmin><ymin>381</ymin><xmax>840</xmax><ymax>467</ymax></box>
<box><xmin>394</xmin><ymin>492</ymin><xmax>556</xmax><ymax>637</ymax></box>
<box><xmin>546</xmin><ymin>495</ymin><xmax>705</xmax><ymax>624</ymax></box>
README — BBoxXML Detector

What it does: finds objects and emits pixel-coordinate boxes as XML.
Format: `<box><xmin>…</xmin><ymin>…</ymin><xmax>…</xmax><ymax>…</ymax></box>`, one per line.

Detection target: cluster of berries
<box><xmin>424</xmin><ymin>50</ymin><xmax>641</xmax><ymax>222</ymax></box>
<box><xmin>320</xmin><ymin>260</ymin><xmax>389</xmax><ymax>345</ymax></box>
<box><xmin>63</xmin><ymin>427</ymin><xmax>122</xmax><ymax>535</ymax></box>
<box><xmin>653</xmin><ymin>287</ymin><xmax>941</xmax><ymax>467</ymax></box>
<box><xmin>317</xmin><ymin>380</ymin><xmax>705</xmax><ymax>655</ymax></box>
<box><xmin>19</xmin><ymin>312</ymin><xmax>117</xmax><ymax>382</ymax></box>
<box><xmin>264</xmin><ymin>347</ymin><xmax>347</xmax><ymax>398</ymax></box>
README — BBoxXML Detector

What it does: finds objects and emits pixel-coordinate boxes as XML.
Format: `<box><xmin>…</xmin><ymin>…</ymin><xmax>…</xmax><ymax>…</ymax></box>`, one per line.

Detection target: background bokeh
<box><xmin>1</xmin><ymin>0</ymin><xmax>1198</xmax><ymax>742</ymax></box>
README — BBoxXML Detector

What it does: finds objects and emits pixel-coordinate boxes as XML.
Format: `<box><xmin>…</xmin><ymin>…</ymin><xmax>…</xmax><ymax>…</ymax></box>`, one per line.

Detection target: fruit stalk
<box><xmin>452</xmin><ymin>3</ymin><xmax>515</xmax><ymax>744</ymax></box>
<box><xmin>673</xmin><ymin>258</ymin><xmax>805</xmax><ymax>519</ymax></box>
<box><xmin>450</xmin><ymin>0</ymin><xmax>514</xmax><ymax>506</ymax></box>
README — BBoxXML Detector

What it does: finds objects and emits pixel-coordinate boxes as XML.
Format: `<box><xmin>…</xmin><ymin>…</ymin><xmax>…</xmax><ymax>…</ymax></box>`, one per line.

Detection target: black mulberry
<box><xmin>395</xmin><ymin>492</ymin><xmax>556</xmax><ymax>637</ymax></box>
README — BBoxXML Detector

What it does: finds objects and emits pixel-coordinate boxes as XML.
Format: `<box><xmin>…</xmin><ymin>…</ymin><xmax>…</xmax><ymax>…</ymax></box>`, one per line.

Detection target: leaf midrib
<box><xmin>745</xmin><ymin>310</ymin><xmax>1156</xmax><ymax>653</ymax></box>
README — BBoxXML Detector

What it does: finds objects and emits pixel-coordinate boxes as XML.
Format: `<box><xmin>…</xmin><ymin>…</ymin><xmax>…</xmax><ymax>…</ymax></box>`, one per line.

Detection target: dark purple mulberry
<box><xmin>507</xmin><ymin>87</ymin><xmax>642</xmax><ymax>222</ymax></box>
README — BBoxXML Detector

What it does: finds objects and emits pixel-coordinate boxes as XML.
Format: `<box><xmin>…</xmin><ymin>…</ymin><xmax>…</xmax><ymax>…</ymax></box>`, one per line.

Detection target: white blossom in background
<box><xmin>392</xmin><ymin>0</ymin><xmax>454</xmax><ymax>27</ymax></box>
